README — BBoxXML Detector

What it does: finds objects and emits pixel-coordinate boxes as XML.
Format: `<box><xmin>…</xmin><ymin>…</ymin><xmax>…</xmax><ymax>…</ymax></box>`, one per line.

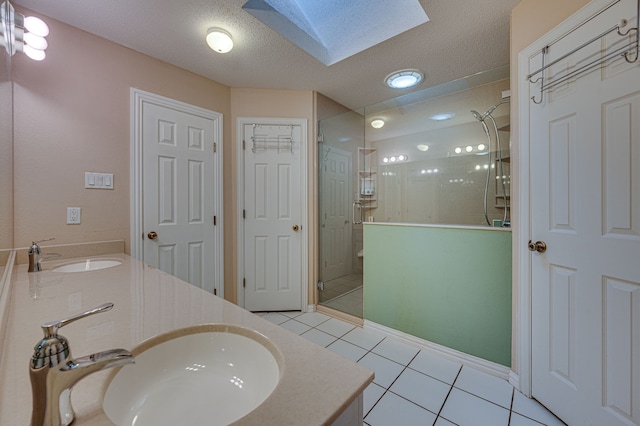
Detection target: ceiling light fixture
<box><xmin>429</xmin><ymin>113</ymin><xmax>455</xmax><ymax>121</ymax></box>
<box><xmin>206</xmin><ymin>28</ymin><xmax>233</xmax><ymax>53</ymax></box>
<box><xmin>416</xmin><ymin>144</ymin><xmax>429</xmax><ymax>152</ymax></box>
<box><xmin>370</xmin><ymin>119</ymin><xmax>385</xmax><ymax>129</ymax></box>
<box><xmin>0</xmin><ymin>1</ymin><xmax>49</xmax><ymax>61</ymax></box>
<box><xmin>385</xmin><ymin>69</ymin><xmax>424</xmax><ymax>89</ymax></box>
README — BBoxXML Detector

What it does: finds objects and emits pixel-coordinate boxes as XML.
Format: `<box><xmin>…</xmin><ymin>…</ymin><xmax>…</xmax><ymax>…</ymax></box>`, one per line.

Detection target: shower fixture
<box><xmin>472</xmin><ymin>97</ymin><xmax>510</xmax><ymax>227</ymax></box>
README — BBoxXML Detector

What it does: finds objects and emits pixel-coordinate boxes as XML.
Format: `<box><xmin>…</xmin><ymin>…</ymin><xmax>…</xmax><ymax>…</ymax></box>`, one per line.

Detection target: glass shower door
<box><xmin>317</xmin><ymin>110</ymin><xmax>365</xmax><ymax>318</ymax></box>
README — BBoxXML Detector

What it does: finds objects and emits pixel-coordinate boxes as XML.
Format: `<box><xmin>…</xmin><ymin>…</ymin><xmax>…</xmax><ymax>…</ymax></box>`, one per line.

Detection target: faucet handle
<box><xmin>41</xmin><ymin>303</ymin><xmax>114</xmax><ymax>338</ymax></box>
<box><xmin>32</xmin><ymin>303</ymin><xmax>115</xmax><ymax>369</ymax></box>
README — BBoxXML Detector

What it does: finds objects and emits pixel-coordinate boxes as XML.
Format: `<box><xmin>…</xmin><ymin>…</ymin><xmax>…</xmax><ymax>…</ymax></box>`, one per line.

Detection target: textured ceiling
<box><xmin>242</xmin><ymin>0</ymin><xmax>429</xmax><ymax>65</ymax></box>
<box><xmin>13</xmin><ymin>0</ymin><xmax>520</xmax><ymax>110</ymax></box>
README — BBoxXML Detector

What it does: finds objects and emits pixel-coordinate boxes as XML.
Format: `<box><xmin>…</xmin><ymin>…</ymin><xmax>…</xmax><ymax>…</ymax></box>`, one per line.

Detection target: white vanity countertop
<box><xmin>0</xmin><ymin>254</ymin><xmax>373</xmax><ymax>425</ymax></box>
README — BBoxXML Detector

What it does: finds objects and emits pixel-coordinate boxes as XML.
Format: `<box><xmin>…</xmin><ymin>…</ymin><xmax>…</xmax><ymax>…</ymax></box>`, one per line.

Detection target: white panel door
<box><xmin>528</xmin><ymin>2</ymin><xmax>640</xmax><ymax>424</ymax></box>
<box><xmin>242</xmin><ymin>122</ymin><xmax>304</xmax><ymax>311</ymax></box>
<box><xmin>142</xmin><ymin>102</ymin><xmax>218</xmax><ymax>293</ymax></box>
<box><xmin>319</xmin><ymin>145</ymin><xmax>352</xmax><ymax>282</ymax></box>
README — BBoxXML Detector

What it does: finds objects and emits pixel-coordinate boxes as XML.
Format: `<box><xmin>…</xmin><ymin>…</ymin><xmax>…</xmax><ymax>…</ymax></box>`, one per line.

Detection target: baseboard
<box><xmin>364</xmin><ymin>320</ymin><xmax>513</xmax><ymax>381</ymax></box>
<box><xmin>508</xmin><ymin>370</ymin><xmax>520</xmax><ymax>389</ymax></box>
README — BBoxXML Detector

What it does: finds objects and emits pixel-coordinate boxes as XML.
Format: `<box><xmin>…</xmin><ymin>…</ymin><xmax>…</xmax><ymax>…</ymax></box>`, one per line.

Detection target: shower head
<box><xmin>471</xmin><ymin>110</ymin><xmax>483</xmax><ymax>121</ymax></box>
<box><xmin>471</xmin><ymin>98</ymin><xmax>511</xmax><ymax>122</ymax></box>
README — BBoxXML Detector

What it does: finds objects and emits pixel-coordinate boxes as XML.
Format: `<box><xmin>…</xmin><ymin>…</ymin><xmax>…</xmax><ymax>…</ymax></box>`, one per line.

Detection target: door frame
<box><xmin>515</xmin><ymin>0</ymin><xmax>613</xmax><ymax>397</ymax></box>
<box><xmin>130</xmin><ymin>88</ymin><xmax>225</xmax><ymax>297</ymax></box>
<box><xmin>236</xmin><ymin>117</ymin><xmax>308</xmax><ymax>310</ymax></box>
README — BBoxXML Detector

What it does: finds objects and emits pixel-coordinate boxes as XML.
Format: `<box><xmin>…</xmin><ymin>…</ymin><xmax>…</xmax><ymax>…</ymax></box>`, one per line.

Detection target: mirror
<box><xmin>0</xmin><ymin>42</ymin><xmax>12</xmax><ymax>252</ymax></box>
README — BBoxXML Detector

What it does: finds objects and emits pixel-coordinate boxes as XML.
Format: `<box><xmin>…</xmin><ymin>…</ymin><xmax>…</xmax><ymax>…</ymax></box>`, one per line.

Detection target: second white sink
<box><xmin>103</xmin><ymin>324</ymin><xmax>281</xmax><ymax>426</ymax></box>
<box><xmin>52</xmin><ymin>259</ymin><xmax>122</xmax><ymax>273</ymax></box>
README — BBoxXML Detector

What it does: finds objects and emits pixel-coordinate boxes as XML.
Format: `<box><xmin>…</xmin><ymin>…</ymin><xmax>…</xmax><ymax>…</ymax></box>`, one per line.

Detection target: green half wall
<box><xmin>363</xmin><ymin>224</ymin><xmax>512</xmax><ymax>367</ymax></box>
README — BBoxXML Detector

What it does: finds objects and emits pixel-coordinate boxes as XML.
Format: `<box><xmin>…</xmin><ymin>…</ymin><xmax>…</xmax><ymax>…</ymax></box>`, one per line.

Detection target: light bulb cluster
<box><xmin>0</xmin><ymin>1</ymin><xmax>49</xmax><ymax>61</ymax></box>
<box><xmin>382</xmin><ymin>154</ymin><xmax>408</xmax><ymax>164</ymax></box>
<box><xmin>454</xmin><ymin>144</ymin><xmax>487</xmax><ymax>155</ymax></box>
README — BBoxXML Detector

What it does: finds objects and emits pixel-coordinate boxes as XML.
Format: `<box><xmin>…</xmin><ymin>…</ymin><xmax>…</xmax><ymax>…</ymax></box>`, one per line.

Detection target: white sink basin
<box><xmin>52</xmin><ymin>259</ymin><xmax>122</xmax><ymax>273</ymax></box>
<box><xmin>103</xmin><ymin>325</ymin><xmax>281</xmax><ymax>426</ymax></box>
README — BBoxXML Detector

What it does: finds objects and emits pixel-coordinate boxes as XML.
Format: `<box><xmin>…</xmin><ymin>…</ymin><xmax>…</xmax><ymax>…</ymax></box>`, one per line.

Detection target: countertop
<box><xmin>0</xmin><ymin>253</ymin><xmax>373</xmax><ymax>425</ymax></box>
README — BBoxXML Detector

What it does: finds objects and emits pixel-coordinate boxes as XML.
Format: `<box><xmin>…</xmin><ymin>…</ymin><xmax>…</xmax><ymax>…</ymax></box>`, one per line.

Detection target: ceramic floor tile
<box><xmin>294</xmin><ymin>312</ymin><xmax>331</xmax><ymax>327</ymax></box>
<box><xmin>278</xmin><ymin>319</ymin><xmax>311</xmax><ymax>335</ymax></box>
<box><xmin>363</xmin><ymin>383</ymin><xmax>386</xmax><ymax>416</ymax></box>
<box><xmin>341</xmin><ymin>326</ymin><xmax>386</xmax><ymax>350</ymax></box>
<box><xmin>440</xmin><ymin>388</ymin><xmax>510</xmax><ymax>426</ymax></box>
<box><xmin>408</xmin><ymin>350</ymin><xmax>462</xmax><ymax>384</ymax></box>
<box><xmin>358</xmin><ymin>352</ymin><xmax>405</xmax><ymax>388</ymax></box>
<box><xmin>434</xmin><ymin>418</ymin><xmax>457</xmax><ymax>426</ymax></box>
<box><xmin>510</xmin><ymin>413</ymin><xmax>546</xmax><ymax>426</ymax></box>
<box><xmin>512</xmin><ymin>391</ymin><xmax>566</xmax><ymax>425</ymax></box>
<box><xmin>326</xmin><ymin>339</ymin><xmax>368</xmax><ymax>362</ymax></box>
<box><xmin>278</xmin><ymin>311</ymin><xmax>302</xmax><ymax>318</ymax></box>
<box><xmin>454</xmin><ymin>366</ymin><xmax>513</xmax><ymax>409</ymax></box>
<box><xmin>390</xmin><ymin>368</ymin><xmax>451</xmax><ymax>414</ymax></box>
<box><xmin>371</xmin><ymin>337</ymin><xmax>420</xmax><ymax>366</ymax></box>
<box><xmin>300</xmin><ymin>328</ymin><xmax>337</xmax><ymax>347</ymax></box>
<box><xmin>365</xmin><ymin>391</ymin><xmax>437</xmax><ymax>426</ymax></box>
<box><xmin>315</xmin><ymin>317</ymin><xmax>356</xmax><ymax>337</ymax></box>
<box><xmin>260</xmin><ymin>312</ymin><xmax>290</xmax><ymax>325</ymax></box>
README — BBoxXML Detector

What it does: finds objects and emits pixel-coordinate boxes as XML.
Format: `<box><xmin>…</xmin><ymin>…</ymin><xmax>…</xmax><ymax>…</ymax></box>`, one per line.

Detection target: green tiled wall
<box><xmin>364</xmin><ymin>224</ymin><xmax>512</xmax><ymax>366</ymax></box>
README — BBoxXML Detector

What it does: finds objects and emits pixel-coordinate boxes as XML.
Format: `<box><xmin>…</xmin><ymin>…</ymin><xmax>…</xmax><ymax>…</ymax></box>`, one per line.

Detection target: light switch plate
<box><xmin>85</xmin><ymin>172</ymin><xmax>114</xmax><ymax>189</ymax></box>
<box><xmin>67</xmin><ymin>207</ymin><xmax>81</xmax><ymax>224</ymax></box>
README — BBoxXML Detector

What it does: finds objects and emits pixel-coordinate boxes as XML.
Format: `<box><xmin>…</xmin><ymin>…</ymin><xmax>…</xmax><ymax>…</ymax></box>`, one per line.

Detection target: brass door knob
<box><xmin>147</xmin><ymin>231</ymin><xmax>158</xmax><ymax>240</ymax></box>
<box><xmin>528</xmin><ymin>240</ymin><xmax>547</xmax><ymax>253</ymax></box>
<box><xmin>292</xmin><ymin>225</ymin><xmax>300</xmax><ymax>232</ymax></box>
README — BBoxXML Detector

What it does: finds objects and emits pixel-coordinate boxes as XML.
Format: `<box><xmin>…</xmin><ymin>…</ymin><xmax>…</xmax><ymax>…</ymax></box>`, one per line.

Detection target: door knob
<box><xmin>528</xmin><ymin>240</ymin><xmax>547</xmax><ymax>253</ymax></box>
<box><xmin>147</xmin><ymin>231</ymin><xmax>158</xmax><ymax>240</ymax></box>
<box><xmin>292</xmin><ymin>225</ymin><xmax>300</xmax><ymax>232</ymax></box>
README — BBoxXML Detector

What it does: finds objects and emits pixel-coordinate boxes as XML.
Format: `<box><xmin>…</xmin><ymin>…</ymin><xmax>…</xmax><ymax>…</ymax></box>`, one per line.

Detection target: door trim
<box><xmin>236</xmin><ymin>117</ymin><xmax>308</xmax><ymax>311</ymax></box>
<box><xmin>515</xmin><ymin>0</ymin><xmax>614</xmax><ymax>397</ymax></box>
<box><xmin>130</xmin><ymin>88</ymin><xmax>224</xmax><ymax>297</ymax></box>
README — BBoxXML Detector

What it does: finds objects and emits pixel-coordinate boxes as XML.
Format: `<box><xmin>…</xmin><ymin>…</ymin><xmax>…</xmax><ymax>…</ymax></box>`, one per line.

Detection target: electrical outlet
<box><xmin>67</xmin><ymin>207</ymin><xmax>81</xmax><ymax>224</ymax></box>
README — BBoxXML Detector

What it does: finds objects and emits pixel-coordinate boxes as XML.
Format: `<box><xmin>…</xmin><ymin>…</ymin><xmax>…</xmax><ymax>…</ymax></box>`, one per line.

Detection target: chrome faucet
<box><xmin>28</xmin><ymin>238</ymin><xmax>61</xmax><ymax>272</ymax></box>
<box><xmin>29</xmin><ymin>303</ymin><xmax>135</xmax><ymax>426</ymax></box>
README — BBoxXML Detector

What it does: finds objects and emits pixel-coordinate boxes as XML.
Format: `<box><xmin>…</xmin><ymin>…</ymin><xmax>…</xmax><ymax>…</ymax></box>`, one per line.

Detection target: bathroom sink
<box><xmin>102</xmin><ymin>324</ymin><xmax>281</xmax><ymax>426</ymax></box>
<box><xmin>51</xmin><ymin>259</ymin><xmax>122</xmax><ymax>273</ymax></box>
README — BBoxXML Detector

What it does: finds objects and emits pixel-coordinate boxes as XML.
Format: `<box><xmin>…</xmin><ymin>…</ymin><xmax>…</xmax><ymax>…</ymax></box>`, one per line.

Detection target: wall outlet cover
<box><xmin>67</xmin><ymin>207</ymin><xmax>81</xmax><ymax>224</ymax></box>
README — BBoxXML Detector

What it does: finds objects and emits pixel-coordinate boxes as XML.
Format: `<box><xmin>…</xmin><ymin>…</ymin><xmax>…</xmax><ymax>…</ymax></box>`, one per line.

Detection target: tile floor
<box><xmin>256</xmin><ymin>310</ymin><xmax>566</xmax><ymax>426</ymax></box>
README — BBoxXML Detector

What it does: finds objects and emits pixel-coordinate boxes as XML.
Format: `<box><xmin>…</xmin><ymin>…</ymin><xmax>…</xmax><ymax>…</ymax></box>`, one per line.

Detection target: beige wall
<box><xmin>229</xmin><ymin>88</ymin><xmax>316</xmax><ymax>304</ymax></box>
<box><xmin>12</xmin><ymin>8</ymin><xmax>233</xmax><ymax>289</ymax></box>
<box><xmin>509</xmin><ymin>0</ymin><xmax>590</xmax><ymax>371</ymax></box>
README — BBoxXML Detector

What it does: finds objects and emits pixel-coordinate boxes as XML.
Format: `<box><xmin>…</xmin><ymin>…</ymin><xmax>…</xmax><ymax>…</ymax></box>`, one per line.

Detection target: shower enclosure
<box><xmin>317</xmin><ymin>66</ymin><xmax>511</xmax><ymax>319</ymax></box>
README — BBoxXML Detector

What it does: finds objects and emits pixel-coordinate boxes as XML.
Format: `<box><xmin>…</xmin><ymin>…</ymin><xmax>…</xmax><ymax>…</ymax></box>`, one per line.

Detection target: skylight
<box><xmin>242</xmin><ymin>0</ymin><xmax>429</xmax><ymax>66</ymax></box>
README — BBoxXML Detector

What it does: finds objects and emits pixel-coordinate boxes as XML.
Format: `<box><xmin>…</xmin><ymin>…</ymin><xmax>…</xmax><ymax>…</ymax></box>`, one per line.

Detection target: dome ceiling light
<box><xmin>206</xmin><ymin>28</ymin><xmax>233</xmax><ymax>53</ymax></box>
<box><xmin>385</xmin><ymin>69</ymin><xmax>424</xmax><ymax>89</ymax></box>
<box><xmin>370</xmin><ymin>119</ymin><xmax>385</xmax><ymax>129</ymax></box>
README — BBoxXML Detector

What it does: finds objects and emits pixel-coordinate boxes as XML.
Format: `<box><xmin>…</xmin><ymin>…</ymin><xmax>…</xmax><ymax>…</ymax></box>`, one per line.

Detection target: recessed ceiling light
<box><xmin>385</xmin><ymin>69</ymin><xmax>424</xmax><ymax>89</ymax></box>
<box><xmin>206</xmin><ymin>28</ymin><xmax>234</xmax><ymax>53</ymax></box>
<box><xmin>429</xmin><ymin>113</ymin><xmax>455</xmax><ymax>121</ymax></box>
<box><xmin>370</xmin><ymin>119</ymin><xmax>385</xmax><ymax>129</ymax></box>
<box><xmin>416</xmin><ymin>144</ymin><xmax>429</xmax><ymax>152</ymax></box>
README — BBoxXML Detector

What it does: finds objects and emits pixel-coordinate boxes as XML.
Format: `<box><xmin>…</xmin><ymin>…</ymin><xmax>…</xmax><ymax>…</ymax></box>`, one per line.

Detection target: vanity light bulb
<box><xmin>389</xmin><ymin>156</ymin><xmax>396</xmax><ymax>162</ymax></box>
<box><xmin>398</xmin><ymin>155</ymin><xmax>406</xmax><ymax>161</ymax></box>
<box><xmin>466</xmin><ymin>146</ymin><xmax>473</xmax><ymax>152</ymax></box>
<box><xmin>24</xmin><ymin>33</ymin><xmax>48</xmax><ymax>51</ymax></box>
<box><xmin>23</xmin><ymin>45</ymin><xmax>46</xmax><ymax>61</ymax></box>
<box><xmin>454</xmin><ymin>147</ymin><xmax>462</xmax><ymax>154</ymax></box>
<box><xmin>478</xmin><ymin>144</ymin><xmax>486</xmax><ymax>151</ymax></box>
<box><xmin>383</xmin><ymin>157</ymin><xmax>389</xmax><ymax>163</ymax></box>
<box><xmin>24</xmin><ymin>16</ymin><xmax>49</xmax><ymax>37</ymax></box>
